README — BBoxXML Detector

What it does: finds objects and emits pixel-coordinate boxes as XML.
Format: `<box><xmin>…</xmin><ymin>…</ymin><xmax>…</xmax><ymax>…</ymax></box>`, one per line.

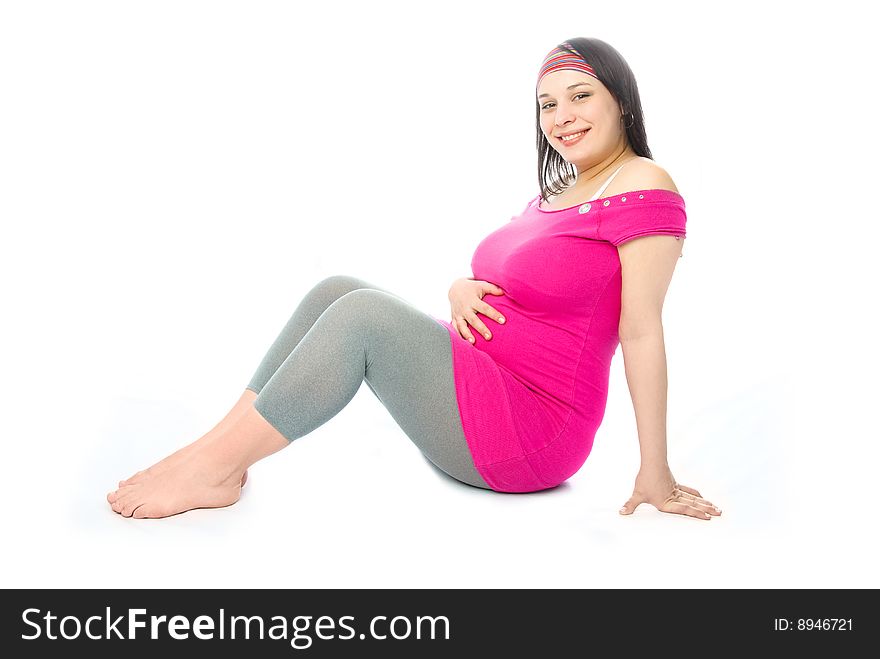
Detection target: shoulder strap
<box><xmin>588</xmin><ymin>162</ymin><xmax>628</xmax><ymax>201</ymax></box>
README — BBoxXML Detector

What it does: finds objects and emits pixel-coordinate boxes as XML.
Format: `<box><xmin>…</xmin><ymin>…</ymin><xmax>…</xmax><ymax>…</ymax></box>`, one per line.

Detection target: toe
<box><xmin>121</xmin><ymin>499</ymin><xmax>141</xmax><ymax>518</ymax></box>
<box><xmin>112</xmin><ymin>488</ymin><xmax>137</xmax><ymax>513</ymax></box>
<box><xmin>108</xmin><ymin>485</ymin><xmax>131</xmax><ymax>503</ymax></box>
<box><xmin>107</xmin><ymin>489</ymin><xmax>129</xmax><ymax>505</ymax></box>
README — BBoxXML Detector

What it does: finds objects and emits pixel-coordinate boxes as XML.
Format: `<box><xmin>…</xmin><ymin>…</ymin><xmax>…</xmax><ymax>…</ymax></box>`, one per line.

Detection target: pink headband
<box><xmin>536</xmin><ymin>42</ymin><xmax>598</xmax><ymax>88</ymax></box>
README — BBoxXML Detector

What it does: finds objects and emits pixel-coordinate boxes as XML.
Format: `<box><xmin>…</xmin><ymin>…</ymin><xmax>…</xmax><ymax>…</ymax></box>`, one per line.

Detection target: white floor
<box><xmin>4</xmin><ymin>356</ymin><xmax>874</xmax><ymax>589</ymax></box>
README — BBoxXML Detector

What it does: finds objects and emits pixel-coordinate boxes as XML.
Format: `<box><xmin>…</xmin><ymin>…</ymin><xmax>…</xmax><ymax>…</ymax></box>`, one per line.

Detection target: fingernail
<box><xmin>469</xmin><ymin>337</ymin><xmax>474</xmax><ymax>343</ymax></box>
<box><xmin>619</xmin><ymin>507</ymin><xmax>626</xmax><ymax>514</ymax></box>
<box><xmin>498</xmin><ymin>317</ymin><xmax>505</xmax><ymax>323</ymax></box>
<box><xmin>485</xmin><ymin>333</ymin><xmax>491</xmax><ymax>339</ymax></box>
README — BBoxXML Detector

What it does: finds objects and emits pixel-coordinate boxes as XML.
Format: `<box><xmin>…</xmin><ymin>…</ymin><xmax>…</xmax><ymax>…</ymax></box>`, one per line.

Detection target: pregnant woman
<box><xmin>107</xmin><ymin>37</ymin><xmax>721</xmax><ymax>521</ymax></box>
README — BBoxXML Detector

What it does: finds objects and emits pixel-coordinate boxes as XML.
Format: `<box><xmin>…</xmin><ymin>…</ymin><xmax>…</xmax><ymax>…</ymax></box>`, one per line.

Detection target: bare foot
<box><xmin>119</xmin><ymin>439</ymin><xmax>249</xmax><ymax>490</ymax></box>
<box><xmin>107</xmin><ymin>450</ymin><xmax>244</xmax><ymax>519</ymax></box>
<box><xmin>118</xmin><ymin>436</ymin><xmax>207</xmax><ymax>486</ymax></box>
<box><xmin>108</xmin><ymin>397</ymin><xmax>289</xmax><ymax>518</ymax></box>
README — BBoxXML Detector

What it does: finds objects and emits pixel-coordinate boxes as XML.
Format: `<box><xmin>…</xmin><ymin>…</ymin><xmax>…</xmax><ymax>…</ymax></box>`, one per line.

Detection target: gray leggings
<box><xmin>244</xmin><ymin>275</ymin><xmax>491</xmax><ymax>490</ymax></box>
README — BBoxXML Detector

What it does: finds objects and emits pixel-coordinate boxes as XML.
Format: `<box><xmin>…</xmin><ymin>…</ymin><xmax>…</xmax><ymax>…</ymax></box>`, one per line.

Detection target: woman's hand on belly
<box><xmin>448</xmin><ymin>277</ymin><xmax>507</xmax><ymax>344</ymax></box>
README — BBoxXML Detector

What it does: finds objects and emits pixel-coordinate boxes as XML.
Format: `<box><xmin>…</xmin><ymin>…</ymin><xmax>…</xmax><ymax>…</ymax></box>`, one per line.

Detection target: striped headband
<box><xmin>536</xmin><ymin>42</ymin><xmax>598</xmax><ymax>88</ymax></box>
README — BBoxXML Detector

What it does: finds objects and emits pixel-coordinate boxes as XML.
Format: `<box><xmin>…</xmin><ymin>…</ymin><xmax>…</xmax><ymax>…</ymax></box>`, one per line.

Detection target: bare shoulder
<box><xmin>610</xmin><ymin>156</ymin><xmax>679</xmax><ymax>196</ymax></box>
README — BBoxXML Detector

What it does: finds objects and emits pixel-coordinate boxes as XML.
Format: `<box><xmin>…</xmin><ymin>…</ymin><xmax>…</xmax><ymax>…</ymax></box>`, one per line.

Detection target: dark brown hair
<box><xmin>536</xmin><ymin>37</ymin><xmax>653</xmax><ymax>203</ymax></box>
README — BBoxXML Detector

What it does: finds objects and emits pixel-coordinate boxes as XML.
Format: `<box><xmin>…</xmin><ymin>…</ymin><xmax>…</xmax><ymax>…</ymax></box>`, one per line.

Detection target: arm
<box><xmin>616</xmin><ymin>233</ymin><xmax>720</xmax><ymax>519</ymax></box>
<box><xmin>617</xmin><ymin>233</ymin><xmax>681</xmax><ymax>469</ymax></box>
<box><xmin>620</xmin><ymin>329</ymin><xmax>669</xmax><ymax>469</ymax></box>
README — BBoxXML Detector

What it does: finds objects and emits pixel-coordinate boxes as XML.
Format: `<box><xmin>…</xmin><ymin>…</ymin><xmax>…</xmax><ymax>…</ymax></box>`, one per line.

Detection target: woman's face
<box><xmin>537</xmin><ymin>69</ymin><xmax>626</xmax><ymax>173</ymax></box>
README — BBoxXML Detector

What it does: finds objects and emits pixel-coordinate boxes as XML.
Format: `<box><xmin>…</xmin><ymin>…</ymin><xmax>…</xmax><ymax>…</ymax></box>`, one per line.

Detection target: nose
<box><xmin>554</xmin><ymin>108</ymin><xmax>578</xmax><ymax>126</ymax></box>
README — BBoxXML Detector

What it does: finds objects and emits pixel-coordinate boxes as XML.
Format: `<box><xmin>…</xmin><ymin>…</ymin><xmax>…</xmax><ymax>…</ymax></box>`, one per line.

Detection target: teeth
<box><xmin>560</xmin><ymin>130</ymin><xmax>586</xmax><ymax>141</ymax></box>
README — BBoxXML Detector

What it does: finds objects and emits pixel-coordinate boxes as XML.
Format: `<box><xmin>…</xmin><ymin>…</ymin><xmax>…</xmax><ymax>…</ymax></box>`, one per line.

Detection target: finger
<box><xmin>676</xmin><ymin>493</ymin><xmax>721</xmax><ymax>516</ymax></box>
<box><xmin>673</xmin><ymin>488</ymin><xmax>715</xmax><ymax>509</ymax></box>
<box><xmin>696</xmin><ymin>499</ymin><xmax>722</xmax><ymax>515</ymax></box>
<box><xmin>481</xmin><ymin>304</ymin><xmax>506</xmax><ymax>325</ymax></box>
<box><xmin>452</xmin><ymin>317</ymin><xmax>464</xmax><ymax>340</ymax></box>
<box><xmin>675</xmin><ymin>483</ymin><xmax>703</xmax><ymax>498</ymax></box>
<box><xmin>465</xmin><ymin>313</ymin><xmax>493</xmax><ymax>341</ymax></box>
<box><xmin>661</xmin><ymin>499</ymin><xmax>712</xmax><ymax>520</ymax></box>
<box><xmin>619</xmin><ymin>495</ymin><xmax>642</xmax><ymax>515</ymax></box>
<box><xmin>455</xmin><ymin>317</ymin><xmax>476</xmax><ymax>344</ymax></box>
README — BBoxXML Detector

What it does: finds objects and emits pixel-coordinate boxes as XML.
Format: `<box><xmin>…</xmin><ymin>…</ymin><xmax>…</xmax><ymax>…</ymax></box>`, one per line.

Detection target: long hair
<box><xmin>536</xmin><ymin>37</ymin><xmax>653</xmax><ymax>204</ymax></box>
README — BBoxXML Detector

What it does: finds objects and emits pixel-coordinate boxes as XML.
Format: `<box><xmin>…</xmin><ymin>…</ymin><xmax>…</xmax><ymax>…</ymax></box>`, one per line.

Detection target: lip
<box><xmin>557</xmin><ymin>129</ymin><xmax>589</xmax><ymax>146</ymax></box>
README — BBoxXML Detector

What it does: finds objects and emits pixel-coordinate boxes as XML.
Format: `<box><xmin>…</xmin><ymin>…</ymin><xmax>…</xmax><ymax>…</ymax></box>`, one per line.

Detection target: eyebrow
<box><xmin>538</xmin><ymin>82</ymin><xmax>593</xmax><ymax>99</ymax></box>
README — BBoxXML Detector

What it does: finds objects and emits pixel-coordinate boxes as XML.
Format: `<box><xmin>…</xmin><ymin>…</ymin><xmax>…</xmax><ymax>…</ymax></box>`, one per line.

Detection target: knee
<box><xmin>327</xmin><ymin>288</ymin><xmax>401</xmax><ymax>335</ymax></box>
<box><xmin>314</xmin><ymin>274</ymin><xmax>360</xmax><ymax>292</ymax></box>
<box><xmin>309</xmin><ymin>275</ymin><xmax>372</xmax><ymax>302</ymax></box>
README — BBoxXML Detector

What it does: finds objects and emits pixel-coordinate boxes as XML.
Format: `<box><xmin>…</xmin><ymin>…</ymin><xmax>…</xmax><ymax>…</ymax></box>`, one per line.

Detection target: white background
<box><xmin>1</xmin><ymin>0</ymin><xmax>877</xmax><ymax>589</ymax></box>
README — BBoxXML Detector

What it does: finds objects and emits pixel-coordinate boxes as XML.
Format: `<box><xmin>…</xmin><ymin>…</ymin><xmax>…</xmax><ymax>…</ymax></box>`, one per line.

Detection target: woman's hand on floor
<box><xmin>619</xmin><ymin>463</ymin><xmax>722</xmax><ymax>520</ymax></box>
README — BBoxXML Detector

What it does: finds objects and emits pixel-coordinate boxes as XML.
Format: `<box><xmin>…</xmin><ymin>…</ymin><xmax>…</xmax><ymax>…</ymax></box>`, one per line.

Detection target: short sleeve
<box><xmin>510</xmin><ymin>194</ymin><xmax>542</xmax><ymax>221</ymax></box>
<box><xmin>523</xmin><ymin>194</ymin><xmax>542</xmax><ymax>213</ymax></box>
<box><xmin>598</xmin><ymin>200</ymin><xmax>687</xmax><ymax>246</ymax></box>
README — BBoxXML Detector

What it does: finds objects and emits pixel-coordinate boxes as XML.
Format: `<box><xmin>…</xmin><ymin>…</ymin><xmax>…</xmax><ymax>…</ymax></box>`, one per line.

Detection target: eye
<box><xmin>540</xmin><ymin>93</ymin><xmax>591</xmax><ymax>110</ymax></box>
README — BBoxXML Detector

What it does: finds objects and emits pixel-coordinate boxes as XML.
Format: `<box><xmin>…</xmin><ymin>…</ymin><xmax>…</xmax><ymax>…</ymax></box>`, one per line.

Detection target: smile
<box><xmin>558</xmin><ymin>129</ymin><xmax>589</xmax><ymax>146</ymax></box>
